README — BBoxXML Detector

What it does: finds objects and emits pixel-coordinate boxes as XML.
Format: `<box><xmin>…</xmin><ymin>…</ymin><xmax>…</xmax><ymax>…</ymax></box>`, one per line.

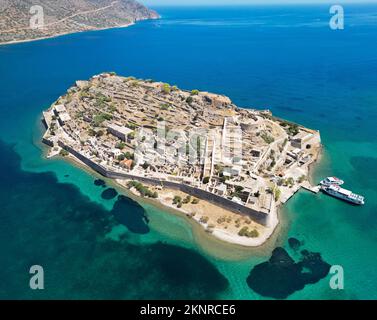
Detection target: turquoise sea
<box><xmin>0</xmin><ymin>4</ymin><xmax>376</xmax><ymax>299</ymax></box>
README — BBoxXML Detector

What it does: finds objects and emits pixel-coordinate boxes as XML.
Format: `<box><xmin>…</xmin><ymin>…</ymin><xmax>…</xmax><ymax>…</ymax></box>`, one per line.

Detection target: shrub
<box><xmin>59</xmin><ymin>149</ymin><xmax>69</xmax><ymax>157</ymax></box>
<box><xmin>126</xmin><ymin>181</ymin><xmax>157</xmax><ymax>198</ymax></box>
<box><xmin>191</xmin><ymin>198</ymin><xmax>200</xmax><ymax>205</ymax></box>
<box><xmin>186</xmin><ymin>96</ymin><xmax>193</xmax><ymax>105</ymax></box>
<box><xmin>115</xmin><ymin>142</ymin><xmax>126</xmax><ymax>150</ymax></box>
<box><xmin>261</xmin><ymin>132</ymin><xmax>275</xmax><ymax>144</ymax></box>
<box><xmin>287</xmin><ymin>124</ymin><xmax>299</xmax><ymax>136</ymax></box>
<box><xmin>238</xmin><ymin>227</ymin><xmax>259</xmax><ymax>238</ymax></box>
<box><xmin>127</xmin><ymin>132</ymin><xmax>135</xmax><ymax>140</ymax></box>
<box><xmin>191</xmin><ymin>89</ymin><xmax>199</xmax><ymax>95</ymax></box>
<box><xmin>200</xmin><ymin>216</ymin><xmax>209</xmax><ymax>224</ymax></box>
<box><xmin>162</xmin><ymin>83</ymin><xmax>171</xmax><ymax>94</ymax></box>
<box><xmin>173</xmin><ymin>195</ymin><xmax>182</xmax><ymax>205</ymax></box>
<box><xmin>203</xmin><ymin>177</ymin><xmax>210</xmax><ymax>184</ymax></box>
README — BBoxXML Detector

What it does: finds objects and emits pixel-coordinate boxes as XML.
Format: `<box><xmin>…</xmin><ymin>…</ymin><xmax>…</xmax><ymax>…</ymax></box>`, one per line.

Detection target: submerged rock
<box><xmin>111</xmin><ymin>195</ymin><xmax>149</xmax><ymax>234</ymax></box>
<box><xmin>246</xmin><ymin>247</ymin><xmax>331</xmax><ymax>299</ymax></box>
<box><xmin>94</xmin><ymin>179</ymin><xmax>106</xmax><ymax>187</ymax></box>
<box><xmin>101</xmin><ymin>188</ymin><xmax>118</xmax><ymax>200</ymax></box>
<box><xmin>288</xmin><ymin>237</ymin><xmax>302</xmax><ymax>251</ymax></box>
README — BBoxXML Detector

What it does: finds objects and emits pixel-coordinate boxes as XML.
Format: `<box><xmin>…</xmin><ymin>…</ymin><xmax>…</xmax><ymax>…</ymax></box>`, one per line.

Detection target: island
<box><xmin>0</xmin><ymin>0</ymin><xmax>159</xmax><ymax>45</ymax></box>
<box><xmin>42</xmin><ymin>72</ymin><xmax>321</xmax><ymax>246</ymax></box>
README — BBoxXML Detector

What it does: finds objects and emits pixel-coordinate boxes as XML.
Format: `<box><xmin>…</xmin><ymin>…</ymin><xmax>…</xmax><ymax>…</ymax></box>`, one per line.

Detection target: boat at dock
<box><xmin>321</xmin><ymin>184</ymin><xmax>365</xmax><ymax>205</ymax></box>
<box><xmin>320</xmin><ymin>177</ymin><xmax>344</xmax><ymax>186</ymax></box>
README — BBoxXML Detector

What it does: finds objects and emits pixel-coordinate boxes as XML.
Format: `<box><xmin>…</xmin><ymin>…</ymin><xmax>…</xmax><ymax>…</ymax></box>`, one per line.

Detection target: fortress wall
<box><xmin>58</xmin><ymin>141</ymin><xmax>268</xmax><ymax>226</ymax></box>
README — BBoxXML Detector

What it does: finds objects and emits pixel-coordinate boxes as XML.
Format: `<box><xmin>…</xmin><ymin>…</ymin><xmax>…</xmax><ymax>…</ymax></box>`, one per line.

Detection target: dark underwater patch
<box><xmin>101</xmin><ymin>188</ymin><xmax>118</xmax><ymax>200</ymax></box>
<box><xmin>94</xmin><ymin>179</ymin><xmax>106</xmax><ymax>187</ymax></box>
<box><xmin>288</xmin><ymin>237</ymin><xmax>302</xmax><ymax>251</ymax></box>
<box><xmin>111</xmin><ymin>195</ymin><xmax>150</xmax><ymax>234</ymax></box>
<box><xmin>246</xmin><ymin>247</ymin><xmax>330</xmax><ymax>299</ymax></box>
<box><xmin>0</xmin><ymin>140</ymin><xmax>227</xmax><ymax>299</ymax></box>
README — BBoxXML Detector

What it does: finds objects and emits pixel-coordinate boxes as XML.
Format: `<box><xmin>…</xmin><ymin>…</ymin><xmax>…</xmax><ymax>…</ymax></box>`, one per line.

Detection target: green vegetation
<box><xmin>261</xmin><ymin>132</ymin><xmax>275</xmax><ymax>144</ymax></box>
<box><xmin>127</xmin><ymin>122</ymin><xmax>137</xmax><ymax>130</ymax></box>
<box><xmin>183</xmin><ymin>195</ymin><xmax>192</xmax><ymax>204</ymax></box>
<box><xmin>217</xmin><ymin>216</ymin><xmax>226</xmax><ymax>224</ymax></box>
<box><xmin>124</xmin><ymin>76</ymin><xmax>136</xmax><ymax>82</ymax></box>
<box><xmin>124</xmin><ymin>152</ymin><xmax>134</xmax><ymax>160</ymax></box>
<box><xmin>160</xmin><ymin>104</ymin><xmax>170</xmax><ymax>110</ymax></box>
<box><xmin>127</xmin><ymin>132</ymin><xmax>135</xmax><ymax>140</ymax></box>
<box><xmin>109</xmin><ymin>103</ymin><xmax>117</xmax><ymax>113</ymax></box>
<box><xmin>162</xmin><ymin>83</ymin><xmax>171</xmax><ymax>94</ymax></box>
<box><xmin>95</xmin><ymin>93</ymin><xmax>112</xmax><ymax>108</ymax></box>
<box><xmin>200</xmin><ymin>216</ymin><xmax>209</xmax><ymax>224</ymax></box>
<box><xmin>93</xmin><ymin>112</ymin><xmax>112</xmax><ymax>127</ymax></box>
<box><xmin>203</xmin><ymin>177</ymin><xmax>210</xmax><ymax>184</ymax></box>
<box><xmin>220</xmin><ymin>175</ymin><xmax>230</xmax><ymax>183</ymax></box>
<box><xmin>115</xmin><ymin>142</ymin><xmax>126</xmax><ymax>150</ymax></box>
<box><xmin>191</xmin><ymin>89</ymin><xmax>199</xmax><ymax>95</ymax></box>
<box><xmin>191</xmin><ymin>198</ymin><xmax>200</xmax><ymax>205</ymax></box>
<box><xmin>127</xmin><ymin>181</ymin><xmax>158</xmax><ymax>198</ymax></box>
<box><xmin>287</xmin><ymin>123</ymin><xmax>299</xmax><ymax>136</ymax></box>
<box><xmin>186</xmin><ymin>96</ymin><xmax>193</xmax><ymax>105</ymax></box>
<box><xmin>273</xmin><ymin>187</ymin><xmax>281</xmax><ymax>201</ymax></box>
<box><xmin>298</xmin><ymin>175</ymin><xmax>306</xmax><ymax>183</ymax></box>
<box><xmin>59</xmin><ymin>149</ymin><xmax>69</xmax><ymax>157</ymax></box>
<box><xmin>173</xmin><ymin>195</ymin><xmax>182</xmax><ymax>205</ymax></box>
<box><xmin>238</xmin><ymin>227</ymin><xmax>259</xmax><ymax>238</ymax></box>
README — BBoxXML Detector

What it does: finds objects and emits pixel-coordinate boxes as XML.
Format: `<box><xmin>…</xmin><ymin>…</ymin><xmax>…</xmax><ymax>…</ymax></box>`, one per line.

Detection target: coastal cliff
<box><xmin>0</xmin><ymin>0</ymin><xmax>159</xmax><ymax>45</ymax></box>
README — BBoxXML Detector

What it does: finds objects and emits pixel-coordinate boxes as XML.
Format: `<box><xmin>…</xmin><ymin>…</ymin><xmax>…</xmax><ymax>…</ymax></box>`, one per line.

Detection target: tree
<box><xmin>274</xmin><ymin>187</ymin><xmax>281</xmax><ymax>201</ymax></box>
<box><xmin>162</xmin><ymin>83</ymin><xmax>171</xmax><ymax>94</ymax></box>
<box><xmin>59</xmin><ymin>149</ymin><xmax>69</xmax><ymax>157</ymax></box>
<box><xmin>173</xmin><ymin>196</ymin><xmax>182</xmax><ymax>205</ymax></box>
<box><xmin>186</xmin><ymin>96</ymin><xmax>193</xmax><ymax>105</ymax></box>
<box><xmin>203</xmin><ymin>177</ymin><xmax>210</xmax><ymax>184</ymax></box>
<box><xmin>191</xmin><ymin>198</ymin><xmax>200</xmax><ymax>205</ymax></box>
<box><xmin>115</xmin><ymin>142</ymin><xmax>125</xmax><ymax>150</ymax></box>
<box><xmin>127</xmin><ymin>132</ymin><xmax>135</xmax><ymax>140</ymax></box>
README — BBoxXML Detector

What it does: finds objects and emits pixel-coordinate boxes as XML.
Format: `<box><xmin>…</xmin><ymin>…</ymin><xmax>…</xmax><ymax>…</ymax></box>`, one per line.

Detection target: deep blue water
<box><xmin>0</xmin><ymin>4</ymin><xmax>376</xmax><ymax>299</ymax></box>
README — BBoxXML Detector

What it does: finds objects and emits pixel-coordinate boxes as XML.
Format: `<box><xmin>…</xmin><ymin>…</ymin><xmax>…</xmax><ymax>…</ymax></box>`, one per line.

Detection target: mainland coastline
<box><xmin>0</xmin><ymin>0</ymin><xmax>159</xmax><ymax>46</ymax></box>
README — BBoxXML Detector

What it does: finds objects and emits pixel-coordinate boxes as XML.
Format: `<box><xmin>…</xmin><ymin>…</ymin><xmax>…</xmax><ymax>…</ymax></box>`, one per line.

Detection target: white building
<box><xmin>107</xmin><ymin>124</ymin><xmax>133</xmax><ymax>141</ymax></box>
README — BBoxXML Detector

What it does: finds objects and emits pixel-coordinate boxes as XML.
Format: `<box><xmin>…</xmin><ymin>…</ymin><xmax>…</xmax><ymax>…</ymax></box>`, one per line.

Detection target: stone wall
<box><xmin>57</xmin><ymin>141</ymin><xmax>269</xmax><ymax>226</ymax></box>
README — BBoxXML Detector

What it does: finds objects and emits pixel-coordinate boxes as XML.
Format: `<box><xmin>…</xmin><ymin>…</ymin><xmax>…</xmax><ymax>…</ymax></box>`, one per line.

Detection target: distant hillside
<box><xmin>0</xmin><ymin>0</ymin><xmax>159</xmax><ymax>44</ymax></box>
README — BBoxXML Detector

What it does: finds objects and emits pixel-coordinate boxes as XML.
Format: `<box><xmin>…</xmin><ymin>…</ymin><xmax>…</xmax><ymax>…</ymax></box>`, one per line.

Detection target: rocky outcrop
<box><xmin>0</xmin><ymin>0</ymin><xmax>159</xmax><ymax>44</ymax></box>
<box><xmin>246</xmin><ymin>246</ymin><xmax>331</xmax><ymax>299</ymax></box>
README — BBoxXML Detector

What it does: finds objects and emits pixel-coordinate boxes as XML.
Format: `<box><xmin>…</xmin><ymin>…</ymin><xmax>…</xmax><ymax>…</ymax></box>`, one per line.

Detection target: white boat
<box><xmin>320</xmin><ymin>176</ymin><xmax>344</xmax><ymax>186</ymax></box>
<box><xmin>321</xmin><ymin>184</ymin><xmax>365</xmax><ymax>205</ymax></box>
